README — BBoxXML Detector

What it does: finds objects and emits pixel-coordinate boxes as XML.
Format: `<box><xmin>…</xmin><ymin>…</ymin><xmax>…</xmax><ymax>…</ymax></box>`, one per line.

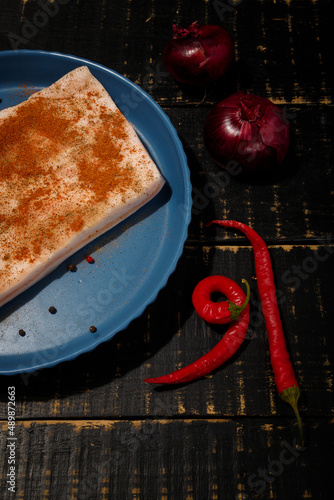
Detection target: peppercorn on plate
<box><xmin>0</xmin><ymin>50</ymin><xmax>191</xmax><ymax>375</ymax></box>
<box><xmin>0</xmin><ymin>65</ymin><xmax>165</xmax><ymax>308</ymax></box>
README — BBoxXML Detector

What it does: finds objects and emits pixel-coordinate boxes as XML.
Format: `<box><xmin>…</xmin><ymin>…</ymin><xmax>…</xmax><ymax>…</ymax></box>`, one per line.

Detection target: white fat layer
<box><xmin>0</xmin><ymin>67</ymin><xmax>165</xmax><ymax>308</ymax></box>
<box><xmin>0</xmin><ymin>179</ymin><xmax>162</xmax><ymax>307</ymax></box>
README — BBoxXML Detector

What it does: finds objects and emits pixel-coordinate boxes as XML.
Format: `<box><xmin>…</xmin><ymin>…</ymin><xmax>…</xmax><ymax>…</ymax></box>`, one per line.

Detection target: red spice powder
<box><xmin>0</xmin><ymin>93</ymin><xmax>143</xmax><ymax>266</ymax></box>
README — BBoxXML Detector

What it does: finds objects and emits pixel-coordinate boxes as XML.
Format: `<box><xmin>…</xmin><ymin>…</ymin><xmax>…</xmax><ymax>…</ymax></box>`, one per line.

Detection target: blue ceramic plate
<box><xmin>0</xmin><ymin>50</ymin><xmax>192</xmax><ymax>375</ymax></box>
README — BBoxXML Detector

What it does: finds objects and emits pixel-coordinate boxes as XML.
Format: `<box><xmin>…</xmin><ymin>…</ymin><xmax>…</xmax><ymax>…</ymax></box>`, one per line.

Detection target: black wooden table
<box><xmin>0</xmin><ymin>1</ymin><xmax>333</xmax><ymax>499</ymax></box>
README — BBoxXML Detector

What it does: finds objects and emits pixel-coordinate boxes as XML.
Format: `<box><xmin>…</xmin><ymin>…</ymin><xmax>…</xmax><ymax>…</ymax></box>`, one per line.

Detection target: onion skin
<box><xmin>162</xmin><ymin>22</ymin><xmax>234</xmax><ymax>87</ymax></box>
<box><xmin>204</xmin><ymin>91</ymin><xmax>290</xmax><ymax>174</ymax></box>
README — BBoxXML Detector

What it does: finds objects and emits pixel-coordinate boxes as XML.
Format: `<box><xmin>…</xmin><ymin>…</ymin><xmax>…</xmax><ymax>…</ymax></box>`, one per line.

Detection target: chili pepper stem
<box><xmin>207</xmin><ymin>220</ymin><xmax>304</xmax><ymax>445</ymax></box>
<box><xmin>145</xmin><ymin>276</ymin><xmax>250</xmax><ymax>385</ymax></box>
<box><xmin>228</xmin><ymin>279</ymin><xmax>250</xmax><ymax>321</ymax></box>
<box><xmin>280</xmin><ymin>385</ymin><xmax>304</xmax><ymax>447</ymax></box>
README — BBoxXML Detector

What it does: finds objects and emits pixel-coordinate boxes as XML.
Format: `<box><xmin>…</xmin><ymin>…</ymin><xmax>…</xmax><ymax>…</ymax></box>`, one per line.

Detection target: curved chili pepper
<box><xmin>207</xmin><ymin>219</ymin><xmax>303</xmax><ymax>444</ymax></box>
<box><xmin>145</xmin><ymin>278</ymin><xmax>250</xmax><ymax>385</ymax></box>
<box><xmin>192</xmin><ymin>275</ymin><xmax>250</xmax><ymax>324</ymax></box>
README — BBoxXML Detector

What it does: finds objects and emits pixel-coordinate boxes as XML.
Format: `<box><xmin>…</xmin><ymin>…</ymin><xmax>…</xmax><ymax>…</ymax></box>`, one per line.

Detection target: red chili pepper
<box><xmin>86</xmin><ymin>255</ymin><xmax>94</xmax><ymax>264</ymax></box>
<box><xmin>207</xmin><ymin>219</ymin><xmax>303</xmax><ymax>443</ymax></box>
<box><xmin>145</xmin><ymin>278</ymin><xmax>250</xmax><ymax>385</ymax></box>
<box><xmin>192</xmin><ymin>275</ymin><xmax>250</xmax><ymax>324</ymax></box>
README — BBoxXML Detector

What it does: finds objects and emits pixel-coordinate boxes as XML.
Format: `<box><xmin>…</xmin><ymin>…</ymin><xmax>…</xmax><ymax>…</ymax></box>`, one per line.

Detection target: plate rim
<box><xmin>0</xmin><ymin>49</ymin><xmax>192</xmax><ymax>375</ymax></box>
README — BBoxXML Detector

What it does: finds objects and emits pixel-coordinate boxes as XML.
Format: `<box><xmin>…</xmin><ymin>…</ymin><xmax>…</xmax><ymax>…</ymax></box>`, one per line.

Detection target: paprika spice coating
<box><xmin>0</xmin><ymin>66</ymin><xmax>165</xmax><ymax>307</ymax></box>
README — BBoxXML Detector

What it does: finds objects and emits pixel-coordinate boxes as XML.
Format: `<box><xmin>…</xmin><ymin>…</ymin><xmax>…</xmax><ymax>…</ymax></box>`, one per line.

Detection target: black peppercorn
<box><xmin>68</xmin><ymin>264</ymin><xmax>77</xmax><ymax>272</ymax></box>
<box><xmin>89</xmin><ymin>326</ymin><xmax>97</xmax><ymax>333</ymax></box>
<box><xmin>19</xmin><ymin>329</ymin><xmax>26</xmax><ymax>336</ymax></box>
<box><xmin>49</xmin><ymin>306</ymin><xmax>57</xmax><ymax>314</ymax></box>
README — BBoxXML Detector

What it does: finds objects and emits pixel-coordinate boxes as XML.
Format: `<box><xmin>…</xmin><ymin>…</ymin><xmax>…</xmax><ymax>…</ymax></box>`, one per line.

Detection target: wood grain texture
<box><xmin>0</xmin><ymin>0</ymin><xmax>332</xmax><ymax>105</ymax></box>
<box><xmin>0</xmin><ymin>0</ymin><xmax>333</xmax><ymax>499</ymax></box>
<box><xmin>164</xmin><ymin>105</ymin><xmax>334</xmax><ymax>243</ymax></box>
<box><xmin>0</xmin><ymin>419</ymin><xmax>333</xmax><ymax>500</ymax></box>
<box><xmin>0</xmin><ymin>245</ymin><xmax>332</xmax><ymax>419</ymax></box>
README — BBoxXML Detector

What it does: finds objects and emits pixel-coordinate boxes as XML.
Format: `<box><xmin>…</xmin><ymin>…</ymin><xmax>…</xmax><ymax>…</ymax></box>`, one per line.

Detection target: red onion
<box><xmin>162</xmin><ymin>21</ymin><xmax>234</xmax><ymax>86</ymax></box>
<box><xmin>204</xmin><ymin>91</ymin><xmax>290</xmax><ymax>174</ymax></box>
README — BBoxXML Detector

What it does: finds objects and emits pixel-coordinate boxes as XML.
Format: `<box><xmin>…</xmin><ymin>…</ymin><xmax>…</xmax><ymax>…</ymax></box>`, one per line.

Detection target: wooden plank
<box><xmin>0</xmin><ymin>7</ymin><xmax>333</xmax><ymax>245</ymax></box>
<box><xmin>0</xmin><ymin>245</ymin><xmax>332</xmax><ymax>419</ymax></box>
<box><xmin>163</xmin><ymin>105</ymin><xmax>334</xmax><ymax>243</ymax></box>
<box><xmin>0</xmin><ymin>1</ymin><xmax>332</xmax><ymax>500</ymax></box>
<box><xmin>0</xmin><ymin>93</ymin><xmax>332</xmax><ymax>243</ymax></box>
<box><xmin>143</xmin><ymin>244</ymin><xmax>334</xmax><ymax>418</ymax></box>
<box><xmin>0</xmin><ymin>1</ymin><xmax>332</xmax><ymax>106</ymax></box>
<box><xmin>0</xmin><ymin>418</ymin><xmax>333</xmax><ymax>499</ymax></box>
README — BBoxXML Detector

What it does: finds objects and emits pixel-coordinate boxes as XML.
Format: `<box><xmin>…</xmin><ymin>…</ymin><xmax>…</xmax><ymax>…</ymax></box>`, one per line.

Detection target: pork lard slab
<box><xmin>0</xmin><ymin>66</ymin><xmax>165</xmax><ymax>308</ymax></box>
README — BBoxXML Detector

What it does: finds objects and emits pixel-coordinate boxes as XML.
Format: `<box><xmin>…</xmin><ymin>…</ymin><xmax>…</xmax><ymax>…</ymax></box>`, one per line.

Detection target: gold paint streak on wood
<box><xmin>302</xmin><ymin>200</ymin><xmax>312</xmax><ymax>237</ymax></box>
<box><xmin>266</xmin><ymin>426</ymin><xmax>274</xmax><ymax>448</ymax></box>
<box><xmin>145</xmin><ymin>390</ymin><xmax>152</xmax><ymax>415</ymax></box>
<box><xmin>202</xmin><ymin>246</ymin><xmax>211</xmax><ymax>264</ymax></box>
<box><xmin>260</xmin><ymin>423</ymin><xmax>274</xmax><ymax>431</ymax></box>
<box><xmin>101</xmin><ymin>487</ymin><xmax>110</xmax><ymax>499</ymax></box>
<box><xmin>324</xmin><ymin>370</ymin><xmax>332</xmax><ymax>390</ymax></box>
<box><xmin>177</xmin><ymin>392</ymin><xmax>186</xmax><ymax>414</ymax></box>
<box><xmin>256</xmin><ymin>244</ymin><xmax>333</xmax><ymax>251</ymax></box>
<box><xmin>236</xmin><ymin>490</ymin><xmax>247</xmax><ymax>500</ymax></box>
<box><xmin>237</xmin><ymin>372</ymin><xmax>246</xmax><ymax>415</ymax></box>
<box><xmin>206</xmin><ymin>399</ymin><xmax>216</xmax><ymax>415</ymax></box>
<box><xmin>315</xmin><ymin>278</ymin><xmax>326</xmax><ymax>319</ymax></box>
<box><xmin>83</xmin><ymin>401</ymin><xmax>91</xmax><ymax>416</ymax></box>
<box><xmin>321</xmin><ymin>334</ymin><xmax>327</xmax><ymax>346</ymax></box>
<box><xmin>211</xmin><ymin>244</ymin><xmax>334</xmax><ymax>252</ymax></box>
<box><xmin>21</xmin><ymin>0</ymin><xmax>28</xmax><ymax>21</ymax></box>
<box><xmin>161</xmin><ymin>467</ymin><xmax>168</xmax><ymax>499</ymax></box>
<box><xmin>212</xmin><ymin>245</ymin><xmax>250</xmax><ymax>253</ymax></box>
<box><xmin>204</xmin><ymin>0</ymin><xmax>210</xmax><ymax>24</ymax></box>
<box><xmin>206</xmin><ymin>376</ymin><xmax>217</xmax><ymax>415</ymax></box>
<box><xmin>274</xmin><ymin>96</ymin><xmax>332</xmax><ymax>105</ymax></box>
<box><xmin>52</xmin><ymin>398</ymin><xmax>61</xmax><ymax>416</ymax></box>
<box><xmin>268</xmin><ymin>483</ymin><xmax>275</xmax><ymax>498</ymax></box>
<box><xmin>0</xmin><ymin>418</ymin><xmax>237</xmax><ymax>434</ymax></box>
<box><xmin>272</xmin><ymin>189</ymin><xmax>282</xmax><ymax>238</ymax></box>
<box><xmin>212</xmin><ymin>437</ymin><xmax>218</xmax><ymax>454</ymax></box>
<box><xmin>130</xmin><ymin>420</ymin><xmax>143</xmax><ymax>429</ymax></box>
<box><xmin>0</xmin><ymin>420</ymin><xmax>115</xmax><ymax>430</ymax></box>
<box><xmin>269</xmin><ymin>385</ymin><xmax>278</xmax><ymax>415</ymax></box>
<box><xmin>21</xmin><ymin>0</ymin><xmax>57</xmax><ymax>22</ymax></box>
<box><xmin>265</xmin><ymin>80</ymin><xmax>274</xmax><ymax>100</ymax></box>
<box><xmin>302</xmin><ymin>490</ymin><xmax>313</xmax><ymax>498</ymax></box>
<box><xmin>322</xmin><ymin>354</ymin><xmax>331</xmax><ymax>367</ymax></box>
<box><xmin>236</xmin><ymin>425</ymin><xmax>244</xmax><ymax>452</ymax></box>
